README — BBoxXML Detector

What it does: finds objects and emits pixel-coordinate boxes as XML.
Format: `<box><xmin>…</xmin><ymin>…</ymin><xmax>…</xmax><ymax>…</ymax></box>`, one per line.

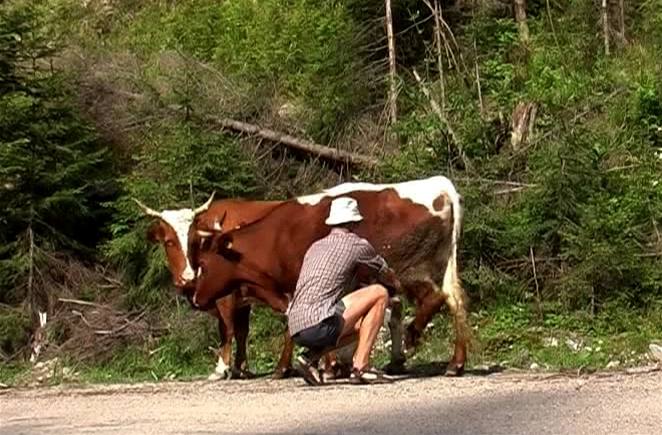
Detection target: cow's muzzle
<box><xmin>189</xmin><ymin>290</ymin><xmax>212</xmax><ymax>311</ymax></box>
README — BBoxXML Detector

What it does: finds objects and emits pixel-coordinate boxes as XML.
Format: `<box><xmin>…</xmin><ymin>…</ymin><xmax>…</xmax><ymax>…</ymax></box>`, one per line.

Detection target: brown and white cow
<box><xmin>191</xmin><ymin>176</ymin><xmax>470</xmax><ymax>375</ymax></box>
<box><xmin>134</xmin><ymin>195</ymin><xmax>293</xmax><ymax>379</ymax></box>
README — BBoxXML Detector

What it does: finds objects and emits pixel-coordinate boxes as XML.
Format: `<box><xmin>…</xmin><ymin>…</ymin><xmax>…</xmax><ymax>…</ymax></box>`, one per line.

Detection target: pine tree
<box><xmin>0</xmin><ymin>2</ymin><xmax>114</xmax><ymax>315</ymax></box>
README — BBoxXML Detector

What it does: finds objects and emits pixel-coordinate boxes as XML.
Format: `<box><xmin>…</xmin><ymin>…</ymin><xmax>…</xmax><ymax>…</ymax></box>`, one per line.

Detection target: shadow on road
<box><xmin>312</xmin><ymin>389</ymin><xmax>559</xmax><ymax>435</ymax></box>
<box><xmin>398</xmin><ymin>360</ymin><xmax>506</xmax><ymax>378</ymax></box>
<box><xmin>248</xmin><ymin>360</ymin><xmax>505</xmax><ymax>383</ymax></box>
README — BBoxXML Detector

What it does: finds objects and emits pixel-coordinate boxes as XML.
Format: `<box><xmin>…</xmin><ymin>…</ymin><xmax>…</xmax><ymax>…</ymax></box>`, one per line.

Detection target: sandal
<box><xmin>296</xmin><ymin>355</ymin><xmax>323</xmax><ymax>386</ymax></box>
<box><xmin>349</xmin><ymin>366</ymin><xmax>394</xmax><ymax>385</ymax></box>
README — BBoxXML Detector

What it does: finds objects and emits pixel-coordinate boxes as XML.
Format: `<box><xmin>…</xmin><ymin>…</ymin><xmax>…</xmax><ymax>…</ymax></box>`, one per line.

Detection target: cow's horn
<box><xmin>213</xmin><ymin>210</ymin><xmax>228</xmax><ymax>232</ymax></box>
<box><xmin>196</xmin><ymin>229</ymin><xmax>213</xmax><ymax>237</ymax></box>
<box><xmin>193</xmin><ymin>191</ymin><xmax>215</xmax><ymax>216</ymax></box>
<box><xmin>132</xmin><ymin>198</ymin><xmax>162</xmax><ymax>218</ymax></box>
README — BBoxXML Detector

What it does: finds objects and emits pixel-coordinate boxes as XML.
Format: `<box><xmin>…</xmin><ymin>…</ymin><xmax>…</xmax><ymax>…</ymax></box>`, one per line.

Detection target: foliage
<box><xmin>76</xmin><ymin>308</ymin><xmax>218</xmax><ymax>383</ymax></box>
<box><xmin>81</xmin><ymin>0</ymin><xmax>377</xmax><ymax>143</ymax></box>
<box><xmin>0</xmin><ymin>308</ymin><xmax>30</xmax><ymax>358</ymax></box>
<box><xmin>0</xmin><ymin>1</ymin><xmax>115</xmax><ymax>308</ymax></box>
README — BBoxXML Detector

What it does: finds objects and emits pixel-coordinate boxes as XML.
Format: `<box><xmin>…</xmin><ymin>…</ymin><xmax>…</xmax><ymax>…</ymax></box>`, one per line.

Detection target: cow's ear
<box><xmin>147</xmin><ymin>222</ymin><xmax>165</xmax><ymax>243</ymax></box>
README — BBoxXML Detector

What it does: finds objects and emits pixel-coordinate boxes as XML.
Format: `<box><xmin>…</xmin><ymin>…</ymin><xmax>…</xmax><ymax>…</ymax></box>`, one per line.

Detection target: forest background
<box><xmin>2</xmin><ymin>0</ymin><xmax>662</xmax><ymax>384</ymax></box>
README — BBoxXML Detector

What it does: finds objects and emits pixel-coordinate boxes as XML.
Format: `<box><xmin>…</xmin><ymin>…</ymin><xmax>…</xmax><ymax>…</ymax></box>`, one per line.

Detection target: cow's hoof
<box><xmin>383</xmin><ymin>360</ymin><xmax>407</xmax><ymax>375</ymax></box>
<box><xmin>208</xmin><ymin>369</ymin><xmax>232</xmax><ymax>381</ymax></box>
<box><xmin>237</xmin><ymin>369</ymin><xmax>256</xmax><ymax>379</ymax></box>
<box><xmin>230</xmin><ymin>367</ymin><xmax>255</xmax><ymax>379</ymax></box>
<box><xmin>444</xmin><ymin>362</ymin><xmax>465</xmax><ymax>377</ymax></box>
<box><xmin>271</xmin><ymin>367</ymin><xmax>295</xmax><ymax>380</ymax></box>
<box><xmin>323</xmin><ymin>363</ymin><xmax>351</xmax><ymax>381</ymax></box>
<box><xmin>404</xmin><ymin>327</ymin><xmax>421</xmax><ymax>355</ymax></box>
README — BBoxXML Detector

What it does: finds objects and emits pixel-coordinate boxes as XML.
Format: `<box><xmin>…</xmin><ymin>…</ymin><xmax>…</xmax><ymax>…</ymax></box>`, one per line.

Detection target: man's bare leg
<box><xmin>300</xmin><ymin>285</ymin><xmax>389</xmax><ymax>385</ymax></box>
<box><xmin>352</xmin><ymin>294</ymin><xmax>388</xmax><ymax>369</ymax></box>
<box><xmin>306</xmin><ymin>283</ymin><xmax>387</xmax><ymax>366</ymax></box>
<box><xmin>339</xmin><ymin>284</ymin><xmax>389</xmax><ymax>370</ymax></box>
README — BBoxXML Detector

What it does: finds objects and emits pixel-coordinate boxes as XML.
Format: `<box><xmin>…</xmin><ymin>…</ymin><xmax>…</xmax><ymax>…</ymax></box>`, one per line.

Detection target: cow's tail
<box><xmin>440</xmin><ymin>178</ymin><xmax>471</xmax><ymax>346</ymax></box>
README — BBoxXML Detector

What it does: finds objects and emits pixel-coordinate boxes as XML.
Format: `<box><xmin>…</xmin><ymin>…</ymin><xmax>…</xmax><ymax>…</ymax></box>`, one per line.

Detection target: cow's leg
<box><xmin>319</xmin><ymin>352</ymin><xmax>338</xmax><ymax>381</ymax></box>
<box><xmin>403</xmin><ymin>280</ymin><xmax>446</xmax><ymax>353</ymax></box>
<box><xmin>384</xmin><ymin>296</ymin><xmax>407</xmax><ymax>374</ymax></box>
<box><xmin>272</xmin><ymin>330</ymin><xmax>295</xmax><ymax>379</ymax></box>
<box><xmin>239</xmin><ymin>285</ymin><xmax>294</xmax><ymax>379</ymax></box>
<box><xmin>404</xmin><ymin>277</ymin><xmax>469</xmax><ymax>377</ymax></box>
<box><xmin>320</xmin><ymin>350</ymin><xmax>353</xmax><ymax>381</ymax></box>
<box><xmin>440</xmin><ymin>273</ymin><xmax>469</xmax><ymax>377</ymax></box>
<box><xmin>232</xmin><ymin>303</ymin><xmax>255</xmax><ymax>379</ymax></box>
<box><xmin>208</xmin><ymin>297</ymin><xmax>235</xmax><ymax>381</ymax></box>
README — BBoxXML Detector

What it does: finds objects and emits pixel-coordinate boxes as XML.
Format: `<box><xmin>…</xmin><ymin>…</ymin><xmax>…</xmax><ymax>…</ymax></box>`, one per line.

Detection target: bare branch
<box><xmin>602</xmin><ymin>0</ymin><xmax>610</xmax><ymax>55</ymax></box>
<box><xmin>545</xmin><ymin>0</ymin><xmax>560</xmax><ymax>48</ymax></box>
<box><xmin>494</xmin><ymin>186</ymin><xmax>529</xmax><ymax>195</ymax></box>
<box><xmin>94</xmin><ymin>312</ymin><xmax>146</xmax><ymax>336</ymax></box>
<box><xmin>412</xmin><ymin>69</ymin><xmax>472</xmax><ymax>171</ymax></box>
<box><xmin>530</xmin><ymin>246</ymin><xmax>542</xmax><ymax>319</ymax></box>
<box><xmin>473</xmin><ymin>39</ymin><xmax>484</xmax><ymax>117</ymax></box>
<box><xmin>513</xmin><ymin>0</ymin><xmax>530</xmax><ymax>43</ymax></box>
<box><xmin>58</xmin><ymin>298</ymin><xmax>105</xmax><ymax>308</ymax></box>
<box><xmin>385</xmin><ymin>0</ymin><xmax>398</xmax><ymax>123</ymax></box>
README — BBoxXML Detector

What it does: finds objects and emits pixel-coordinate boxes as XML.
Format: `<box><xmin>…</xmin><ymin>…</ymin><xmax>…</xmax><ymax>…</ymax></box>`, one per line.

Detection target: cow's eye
<box><xmin>165</xmin><ymin>240</ymin><xmax>175</xmax><ymax>248</ymax></box>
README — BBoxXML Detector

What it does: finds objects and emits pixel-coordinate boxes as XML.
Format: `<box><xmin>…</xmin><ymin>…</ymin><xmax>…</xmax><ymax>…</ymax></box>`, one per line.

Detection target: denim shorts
<box><xmin>292</xmin><ymin>302</ymin><xmax>346</xmax><ymax>351</ymax></box>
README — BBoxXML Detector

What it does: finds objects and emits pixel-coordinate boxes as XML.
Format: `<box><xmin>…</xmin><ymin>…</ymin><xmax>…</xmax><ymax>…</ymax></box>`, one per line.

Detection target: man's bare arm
<box><xmin>378</xmin><ymin>267</ymin><xmax>402</xmax><ymax>296</ymax></box>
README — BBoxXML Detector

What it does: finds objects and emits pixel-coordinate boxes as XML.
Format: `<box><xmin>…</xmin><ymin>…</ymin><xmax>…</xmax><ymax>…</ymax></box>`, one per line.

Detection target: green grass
<box><xmin>403</xmin><ymin>302</ymin><xmax>662</xmax><ymax>373</ymax></box>
<box><xmin>2</xmin><ymin>301</ymin><xmax>661</xmax><ymax>387</ymax></box>
<box><xmin>0</xmin><ymin>363</ymin><xmax>28</xmax><ymax>385</ymax></box>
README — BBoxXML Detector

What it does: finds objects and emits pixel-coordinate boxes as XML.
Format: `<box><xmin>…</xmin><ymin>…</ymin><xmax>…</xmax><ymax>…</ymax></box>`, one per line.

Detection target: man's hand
<box><xmin>380</xmin><ymin>267</ymin><xmax>402</xmax><ymax>296</ymax></box>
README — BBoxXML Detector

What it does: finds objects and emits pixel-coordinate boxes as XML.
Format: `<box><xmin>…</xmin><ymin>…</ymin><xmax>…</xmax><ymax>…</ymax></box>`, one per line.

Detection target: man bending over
<box><xmin>287</xmin><ymin>197</ymin><xmax>402</xmax><ymax>386</ymax></box>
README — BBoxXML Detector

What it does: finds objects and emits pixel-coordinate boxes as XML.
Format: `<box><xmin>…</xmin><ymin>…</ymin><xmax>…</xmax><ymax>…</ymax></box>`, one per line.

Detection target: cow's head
<box><xmin>192</xmin><ymin>233</ymin><xmax>242</xmax><ymax>310</ymax></box>
<box><xmin>186</xmin><ymin>211</ymin><xmax>228</xmax><ymax>276</ymax></box>
<box><xmin>133</xmin><ymin>192</ymin><xmax>216</xmax><ymax>289</ymax></box>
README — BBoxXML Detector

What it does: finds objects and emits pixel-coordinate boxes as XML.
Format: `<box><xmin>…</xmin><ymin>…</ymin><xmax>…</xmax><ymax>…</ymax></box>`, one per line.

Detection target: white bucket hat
<box><xmin>325</xmin><ymin>197</ymin><xmax>363</xmax><ymax>226</ymax></box>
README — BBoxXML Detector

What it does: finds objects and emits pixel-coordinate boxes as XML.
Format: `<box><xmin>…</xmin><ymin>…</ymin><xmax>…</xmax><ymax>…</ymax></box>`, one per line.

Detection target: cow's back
<box><xmin>341</xmin><ymin>188</ymin><xmax>455</xmax><ymax>282</ymax></box>
<box><xmin>198</xmin><ymin>176</ymin><xmax>460</xmax><ymax>295</ymax></box>
<box><xmin>196</xmin><ymin>200</ymin><xmax>283</xmax><ymax>231</ymax></box>
<box><xmin>188</xmin><ymin>199</ymin><xmax>284</xmax><ymax>269</ymax></box>
<box><xmin>271</xmin><ymin>180</ymin><xmax>458</xmax><ymax>288</ymax></box>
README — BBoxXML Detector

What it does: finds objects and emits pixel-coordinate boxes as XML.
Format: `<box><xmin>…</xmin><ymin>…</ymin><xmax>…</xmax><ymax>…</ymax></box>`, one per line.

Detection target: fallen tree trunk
<box><xmin>167</xmin><ymin>105</ymin><xmax>379</xmax><ymax>169</ymax></box>
<box><xmin>213</xmin><ymin>117</ymin><xmax>379</xmax><ymax>167</ymax></box>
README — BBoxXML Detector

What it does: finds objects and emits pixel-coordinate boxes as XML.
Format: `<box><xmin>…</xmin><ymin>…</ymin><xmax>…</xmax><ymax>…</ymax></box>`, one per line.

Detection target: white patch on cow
<box><xmin>159</xmin><ymin>208</ymin><xmax>197</xmax><ymax>282</ymax></box>
<box><xmin>297</xmin><ymin>176</ymin><xmax>459</xmax><ymax>218</ymax></box>
<box><xmin>298</xmin><ymin>177</ymin><xmax>462</xmax><ymax>280</ymax></box>
<box><xmin>208</xmin><ymin>356</ymin><xmax>231</xmax><ymax>381</ymax></box>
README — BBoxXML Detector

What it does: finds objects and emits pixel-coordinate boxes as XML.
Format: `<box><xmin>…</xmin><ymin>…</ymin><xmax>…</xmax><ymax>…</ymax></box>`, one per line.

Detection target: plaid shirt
<box><xmin>287</xmin><ymin>228</ymin><xmax>388</xmax><ymax>336</ymax></box>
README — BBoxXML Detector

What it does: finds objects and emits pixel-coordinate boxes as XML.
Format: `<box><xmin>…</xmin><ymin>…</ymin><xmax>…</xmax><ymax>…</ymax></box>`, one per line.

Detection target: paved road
<box><xmin>2</xmin><ymin>369</ymin><xmax>661</xmax><ymax>434</ymax></box>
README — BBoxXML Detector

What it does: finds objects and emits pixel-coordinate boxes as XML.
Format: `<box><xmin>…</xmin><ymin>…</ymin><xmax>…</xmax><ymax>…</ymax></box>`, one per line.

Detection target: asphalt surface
<box><xmin>1</xmin><ymin>369</ymin><xmax>661</xmax><ymax>434</ymax></box>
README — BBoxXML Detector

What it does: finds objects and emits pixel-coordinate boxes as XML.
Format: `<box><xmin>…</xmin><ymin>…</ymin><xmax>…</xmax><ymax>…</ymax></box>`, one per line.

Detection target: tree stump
<box><xmin>510</xmin><ymin>101</ymin><xmax>537</xmax><ymax>152</ymax></box>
